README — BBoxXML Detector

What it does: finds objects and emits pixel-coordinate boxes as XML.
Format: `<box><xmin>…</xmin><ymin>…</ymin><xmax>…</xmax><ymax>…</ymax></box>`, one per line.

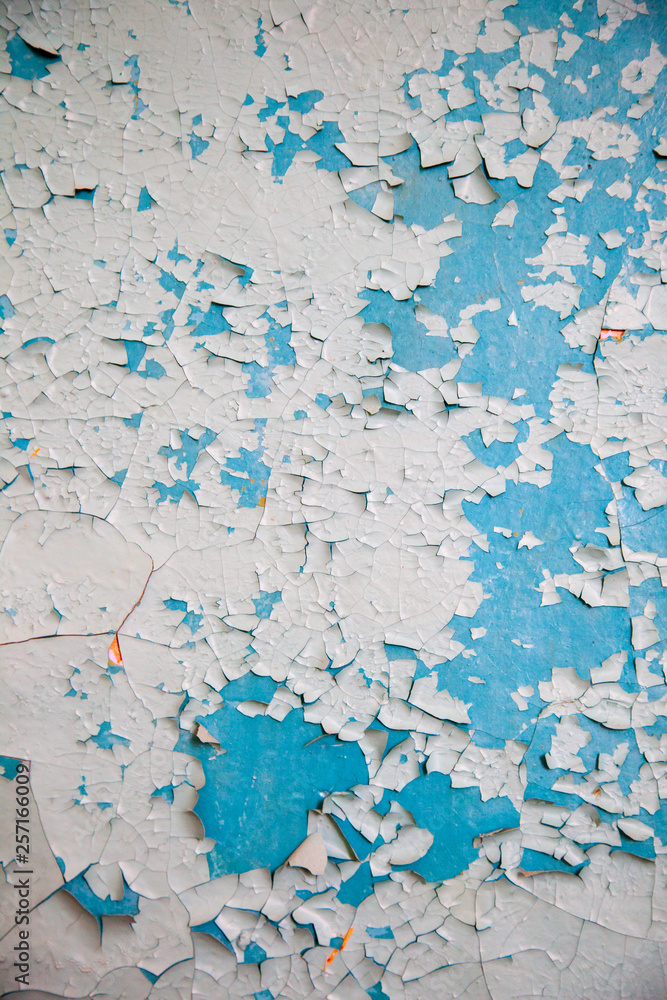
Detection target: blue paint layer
<box><xmin>180</xmin><ymin>674</ymin><xmax>367</xmax><ymax>876</ymax></box>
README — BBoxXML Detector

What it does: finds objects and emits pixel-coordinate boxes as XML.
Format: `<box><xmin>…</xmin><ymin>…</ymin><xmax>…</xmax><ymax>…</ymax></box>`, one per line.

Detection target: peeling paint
<box><xmin>0</xmin><ymin>0</ymin><xmax>667</xmax><ymax>997</ymax></box>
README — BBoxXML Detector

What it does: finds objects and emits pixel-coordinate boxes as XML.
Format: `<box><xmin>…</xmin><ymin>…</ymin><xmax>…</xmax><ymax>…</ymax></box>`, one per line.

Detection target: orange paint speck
<box><xmin>30</xmin><ymin>447</ymin><xmax>40</xmax><ymax>457</ymax></box>
<box><xmin>600</xmin><ymin>328</ymin><xmax>625</xmax><ymax>342</ymax></box>
<box><xmin>108</xmin><ymin>634</ymin><xmax>123</xmax><ymax>667</ymax></box>
<box><xmin>322</xmin><ymin>927</ymin><xmax>353</xmax><ymax>972</ymax></box>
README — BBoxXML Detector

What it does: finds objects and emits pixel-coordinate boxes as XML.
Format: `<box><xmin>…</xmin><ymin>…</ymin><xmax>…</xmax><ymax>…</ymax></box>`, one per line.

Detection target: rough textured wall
<box><xmin>0</xmin><ymin>0</ymin><xmax>667</xmax><ymax>997</ymax></box>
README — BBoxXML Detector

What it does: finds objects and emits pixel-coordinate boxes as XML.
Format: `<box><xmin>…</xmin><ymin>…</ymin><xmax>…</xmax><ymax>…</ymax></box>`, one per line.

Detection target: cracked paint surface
<box><xmin>0</xmin><ymin>0</ymin><xmax>667</xmax><ymax>996</ymax></box>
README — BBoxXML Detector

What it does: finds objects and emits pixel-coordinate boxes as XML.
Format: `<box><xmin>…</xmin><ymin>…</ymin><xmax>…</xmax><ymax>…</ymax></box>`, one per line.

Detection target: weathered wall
<box><xmin>0</xmin><ymin>0</ymin><xmax>667</xmax><ymax>996</ymax></box>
